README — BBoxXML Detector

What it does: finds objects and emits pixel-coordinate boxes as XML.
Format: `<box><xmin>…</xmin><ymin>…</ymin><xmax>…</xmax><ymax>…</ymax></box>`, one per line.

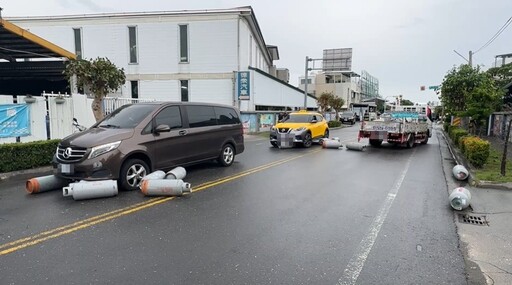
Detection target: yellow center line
<box><xmin>0</xmin><ymin>149</ymin><xmax>320</xmax><ymax>256</ymax></box>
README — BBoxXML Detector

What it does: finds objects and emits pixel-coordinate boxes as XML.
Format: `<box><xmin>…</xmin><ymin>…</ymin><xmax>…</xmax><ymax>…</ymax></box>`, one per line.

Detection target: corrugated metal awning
<box><xmin>0</xmin><ymin>18</ymin><xmax>76</xmax><ymax>61</ymax></box>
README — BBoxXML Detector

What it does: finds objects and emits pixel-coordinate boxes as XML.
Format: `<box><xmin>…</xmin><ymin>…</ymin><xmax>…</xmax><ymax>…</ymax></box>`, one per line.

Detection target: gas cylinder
<box><xmin>322</xmin><ymin>139</ymin><xmax>342</xmax><ymax>149</ymax></box>
<box><xmin>452</xmin><ymin>165</ymin><xmax>469</xmax><ymax>181</ymax></box>
<box><xmin>165</xmin><ymin>167</ymin><xmax>187</xmax><ymax>180</ymax></box>
<box><xmin>449</xmin><ymin>187</ymin><xmax>471</xmax><ymax>210</ymax></box>
<box><xmin>140</xmin><ymin>179</ymin><xmax>192</xmax><ymax>196</ymax></box>
<box><xmin>141</xmin><ymin>170</ymin><xmax>166</xmax><ymax>181</ymax></box>
<box><xmin>345</xmin><ymin>142</ymin><xmax>366</xmax><ymax>151</ymax></box>
<box><xmin>26</xmin><ymin>175</ymin><xmax>71</xmax><ymax>194</ymax></box>
<box><xmin>62</xmin><ymin>180</ymin><xmax>118</xmax><ymax>201</ymax></box>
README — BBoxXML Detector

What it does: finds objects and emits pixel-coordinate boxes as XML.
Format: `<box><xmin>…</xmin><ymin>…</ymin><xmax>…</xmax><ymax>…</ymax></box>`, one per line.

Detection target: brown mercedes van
<box><xmin>53</xmin><ymin>102</ymin><xmax>244</xmax><ymax>190</ymax></box>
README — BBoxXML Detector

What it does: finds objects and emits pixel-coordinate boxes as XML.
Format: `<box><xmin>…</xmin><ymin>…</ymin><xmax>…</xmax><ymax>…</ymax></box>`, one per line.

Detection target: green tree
<box><xmin>400</xmin><ymin>99</ymin><xmax>414</xmax><ymax>106</ymax></box>
<box><xmin>330</xmin><ymin>96</ymin><xmax>345</xmax><ymax>121</ymax></box>
<box><xmin>64</xmin><ymin>57</ymin><xmax>126</xmax><ymax>121</ymax></box>
<box><xmin>317</xmin><ymin>92</ymin><xmax>334</xmax><ymax>113</ymax></box>
<box><xmin>440</xmin><ymin>64</ymin><xmax>502</xmax><ymax>134</ymax></box>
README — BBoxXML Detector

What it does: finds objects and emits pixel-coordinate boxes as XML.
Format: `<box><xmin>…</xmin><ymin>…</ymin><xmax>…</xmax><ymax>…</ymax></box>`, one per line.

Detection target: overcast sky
<box><xmin>2</xmin><ymin>0</ymin><xmax>511</xmax><ymax>103</ymax></box>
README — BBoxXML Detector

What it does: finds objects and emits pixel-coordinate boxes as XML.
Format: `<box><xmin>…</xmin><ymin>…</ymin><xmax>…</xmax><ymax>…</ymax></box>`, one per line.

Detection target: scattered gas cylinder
<box><xmin>26</xmin><ymin>175</ymin><xmax>71</xmax><ymax>194</ymax></box>
<box><xmin>452</xmin><ymin>165</ymin><xmax>469</xmax><ymax>181</ymax></box>
<box><xmin>449</xmin><ymin>187</ymin><xmax>471</xmax><ymax>210</ymax></box>
<box><xmin>165</xmin><ymin>167</ymin><xmax>187</xmax><ymax>180</ymax></box>
<box><xmin>322</xmin><ymin>138</ymin><xmax>342</xmax><ymax>149</ymax></box>
<box><xmin>140</xmin><ymin>179</ymin><xmax>192</xmax><ymax>196</ymax></box>
<box><xmin>345</xmin><ymin>142</ymin><xmax>366</xmax><ymax>151</ymax></box>
<box><xmin>141</xmin><ymin>170</ymin><xmax>166</xmax><ymax>181</ymax></box>
<box><xmin>63</xmin><ymin>180</ymin><xmax>118</xmax><ymax>201</ymax></box>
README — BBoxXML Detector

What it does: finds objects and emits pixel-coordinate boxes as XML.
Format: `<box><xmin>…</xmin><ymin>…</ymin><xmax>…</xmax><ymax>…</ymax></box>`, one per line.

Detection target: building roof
<box><xmin>0</xmin><ymin>18</ymin><xmax>76</xmax><ymax>60</ymax></box>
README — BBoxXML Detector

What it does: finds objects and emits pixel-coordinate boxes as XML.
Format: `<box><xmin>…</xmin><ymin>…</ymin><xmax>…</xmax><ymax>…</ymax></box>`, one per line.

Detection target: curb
<box><xmin>0</xmin><ymin>166</ymin><xmax>53</xmax><ymax>182</ymax></box>
<box><xmin>442</xmin><ymin>130</ymin><xmax>512</xmax><ymax>190</ymax></box>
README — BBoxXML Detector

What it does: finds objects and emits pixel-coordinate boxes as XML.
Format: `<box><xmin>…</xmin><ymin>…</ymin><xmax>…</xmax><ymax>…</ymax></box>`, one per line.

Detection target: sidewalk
<box><xmin>439</xmin><ymin>127</ymin><xmax>512</xmax><ymax>284</ymax></box>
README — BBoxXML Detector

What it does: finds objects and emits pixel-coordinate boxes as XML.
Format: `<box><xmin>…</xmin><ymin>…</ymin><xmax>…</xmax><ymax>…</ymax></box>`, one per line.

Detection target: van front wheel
<box><xmin>120</xmin><ymin>159</ymin><xmax>149</xmax><ymax>191</ymax></box>
<box><xmin>218</xmin><ymin>144</ymin><xmax>235</xmax><ymax>167</ymax></box>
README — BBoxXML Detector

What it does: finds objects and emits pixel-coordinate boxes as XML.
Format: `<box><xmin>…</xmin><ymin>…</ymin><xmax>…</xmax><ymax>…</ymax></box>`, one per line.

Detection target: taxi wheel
<box><xmin>270</xmin><ymin>141</ymin><xmax>278</xmax><ymax>148</ymax></box>
<box><xmin>302</xmin><ymin>132</ymin><xmax>312</xmax><ymax>148</ymax></box>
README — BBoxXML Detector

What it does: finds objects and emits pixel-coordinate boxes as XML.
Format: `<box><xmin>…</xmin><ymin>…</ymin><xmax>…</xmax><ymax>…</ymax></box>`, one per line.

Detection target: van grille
<box><xmin>278</xmin><ymin>128</ymin><xmax>290</xmax><ymax>133</ymax></box>
<box><xmin>57</xmin><ymin>145</ymin><xmax>88</xmax><ymax>162</ymax></box>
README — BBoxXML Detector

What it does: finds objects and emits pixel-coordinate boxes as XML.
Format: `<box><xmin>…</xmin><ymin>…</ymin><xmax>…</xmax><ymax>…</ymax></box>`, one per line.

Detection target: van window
<box><xmin>99</xmin><ymin>104</ymin><xmax>155</xmax><ymax>129</ymax></box>
<box><xmin>214</xmin><ymin>107</ymin><xmax>240</xmax><ymax>125</ymax></box>
<box><xmin>154</xmin><ymin>106</ymin><xmax>182</xmax><ymax>130</ymax></box>
<box><xmin>187</xmin><ymin>106</ymin><xmax>217</xmax><ymax>128</ymax></box>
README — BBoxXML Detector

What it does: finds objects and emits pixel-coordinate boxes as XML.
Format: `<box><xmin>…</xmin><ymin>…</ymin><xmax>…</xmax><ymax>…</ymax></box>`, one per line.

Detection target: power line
<box><xmin>474</xmin><ymin>16</ymin><xmax>512</xmax><ymax>54</ymax></box>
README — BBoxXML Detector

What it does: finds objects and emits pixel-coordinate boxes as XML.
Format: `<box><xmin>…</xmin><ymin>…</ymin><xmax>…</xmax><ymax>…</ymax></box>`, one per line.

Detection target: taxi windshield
<box><xmin>282</xmin><ymin>114</ymin><xmax>313</xmax><ymax>123</ymax></box>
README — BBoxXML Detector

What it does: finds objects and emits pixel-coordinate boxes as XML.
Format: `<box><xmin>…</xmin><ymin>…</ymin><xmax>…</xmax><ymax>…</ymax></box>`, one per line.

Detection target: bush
<box><xmin>459</xmin><ymin>135</ymin><xmax>474</xmax><ymax>154</ymax></box>
<box><xmin>328</xmin><ymin>120</ymin><xmax>342</xmax><ymax>128</ymax></box>
<box><xmin>449</xmin><ymin>127</ymin><xmax>468</xmax><ymax>147</ymax></box>
<box><xmin>463</xmin><ymin>137</ymin><xmax>490</xmax><ymax>168</ymax></box>
<box><xmin>0</xmin><ymin>139</ymin><xmax>60</xmax><ymax>172</ymax></box>
<box><xmin>443</xmin><ymin>122</ymin><xmax>450</xmax><ymax>132</ymax></box>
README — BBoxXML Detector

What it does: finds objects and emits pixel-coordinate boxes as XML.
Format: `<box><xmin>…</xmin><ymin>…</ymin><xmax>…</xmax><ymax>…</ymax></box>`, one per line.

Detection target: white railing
<box><xmin>103</xmin><ymin>97</ymin><xmax>156</xmax><ymax>115</ymax></box>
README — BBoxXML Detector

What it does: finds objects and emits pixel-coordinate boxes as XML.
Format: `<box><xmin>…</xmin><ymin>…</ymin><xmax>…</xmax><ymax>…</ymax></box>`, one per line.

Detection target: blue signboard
<box><xmin>237</xmin><ymin>71</ymin><xmax>250</xmax><ymax>100</ymax></box>
<box><xmin>0</xmin><ymin>104</ymin><xmax>30</xmax><ymax>138</ymax></box>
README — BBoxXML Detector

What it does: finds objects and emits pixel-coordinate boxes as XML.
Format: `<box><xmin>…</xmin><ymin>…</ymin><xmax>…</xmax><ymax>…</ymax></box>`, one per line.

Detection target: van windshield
<box><xmin>97</xmin><ymin>104</ymin><xmax>156</xmax><ymax>129</ymax></box>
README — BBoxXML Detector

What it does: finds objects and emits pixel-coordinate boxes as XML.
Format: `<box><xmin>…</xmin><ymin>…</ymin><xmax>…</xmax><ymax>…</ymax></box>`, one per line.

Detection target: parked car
<box><xmin>269</xmin><ymin>110</ymin><xmax>329</xmax><ymax>148</ymax></box>
<box><xmin>53</xmin><ymin>102</ymin><xmax>245</xmax><ymax>190</ymax></box>
<box><xmin>339</xmin><ymin>112</ymin><xmax>356</xmax><ymax>125</ymax></box>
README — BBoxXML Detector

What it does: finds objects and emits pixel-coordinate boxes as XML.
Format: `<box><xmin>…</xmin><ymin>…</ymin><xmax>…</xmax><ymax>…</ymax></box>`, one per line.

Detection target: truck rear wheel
<box><xmin>421</xmin><ymin>131</ymin><xmax>429</xmax><ymax>144</ymax></box>
<box><xmin>407</xmin><ymin>135</ymin><xmax>415</xmax><ymax>148</ymax></box>
<box><xmin>369</xmin><ymin>139</ymin><xmax>383</xmax><ymax>147</ymax></box>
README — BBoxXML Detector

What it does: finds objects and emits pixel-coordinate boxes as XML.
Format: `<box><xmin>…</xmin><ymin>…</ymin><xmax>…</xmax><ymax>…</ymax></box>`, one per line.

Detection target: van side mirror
<box><xmin>154</xmin><ymin>124</ymin><xmax>171</xmax><ymax>133</ymax></box>
<box><xmin>311</xmin><ymin>119</ymin><xmax>318</xmax><ymax>123</ymax></box>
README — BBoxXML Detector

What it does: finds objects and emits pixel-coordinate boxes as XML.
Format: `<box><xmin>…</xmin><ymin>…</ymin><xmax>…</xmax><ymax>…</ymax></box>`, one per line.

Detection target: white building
<box><xmin>299</xmin><ymin>72</ymin><xmax>362</xmax><ymax>109</ymax></box>
<box><xmin>8</xmin><ymin>6</ymin><xmax>316</xmax><ymax>111</ymax></box>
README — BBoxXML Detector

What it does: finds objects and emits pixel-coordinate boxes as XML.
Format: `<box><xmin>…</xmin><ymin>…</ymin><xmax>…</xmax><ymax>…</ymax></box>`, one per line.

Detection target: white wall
<box><xmin>14</xmin><ymin>16</ymin><xmax>240</xmax><ymax>74</ymax></box>
<box><xmin>191</xmin><ymin>80</ymin><xmax>233</xmax><ymax>105</ymax></box>
<box><xmin>139</xmin><ymin>81</ymin><xmax>179</xmax><ymax>101</ymax></box>
<box><xmin>238</xmin><ymin>19</ymin><xmax>270</xmax><ymax>72</ymax></box>
<box><xmin>250</xmin><ymin>70</ymin><xmax>316</xmax><ymax>111</ymax></box>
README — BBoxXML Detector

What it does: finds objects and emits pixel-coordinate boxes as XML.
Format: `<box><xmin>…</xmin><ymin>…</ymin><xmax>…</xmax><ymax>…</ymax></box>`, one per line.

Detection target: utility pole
<box><xmin>304</xmin><ymin>56</ymin><xmax>309</xmax><ymax>110</ymax></box>
<box><xmin>469</xmin><ymin>50</ymin><xmax>473</xmax><ymax>67</ymax></box>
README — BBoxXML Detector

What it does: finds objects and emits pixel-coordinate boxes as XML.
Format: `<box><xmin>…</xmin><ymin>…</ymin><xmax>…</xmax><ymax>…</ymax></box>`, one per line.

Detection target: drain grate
<box><xmin>457</xmin><ymin>214</ymin><xmax>489</xmax><ymax>226</ymax></box>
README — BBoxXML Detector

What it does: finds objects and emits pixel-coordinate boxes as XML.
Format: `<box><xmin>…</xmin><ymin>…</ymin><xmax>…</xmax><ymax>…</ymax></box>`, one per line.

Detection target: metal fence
<box><xmin>102</xmin><ymin>97</ymin><xmax>156</xmax><ymax>115</ymax></box>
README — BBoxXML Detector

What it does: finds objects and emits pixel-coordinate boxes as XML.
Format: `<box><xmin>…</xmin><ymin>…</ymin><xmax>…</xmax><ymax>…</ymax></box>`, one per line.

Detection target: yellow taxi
<box><xmin>269</xmin><ymin>110</ymin><xmax>329</xmax><ymax>148</ymax></box>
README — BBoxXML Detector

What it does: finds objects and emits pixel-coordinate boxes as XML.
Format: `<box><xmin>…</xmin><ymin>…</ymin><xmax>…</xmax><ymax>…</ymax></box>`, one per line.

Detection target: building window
<box><xmin>128</xmin><ymin>26</ymin><xmax>138</xmax><ymax>63</ymax></box>
<box><xmin>180</xmin><ymin>80</ymin><xmax>189</xmax><ymax>102</ymax></box>
<box><xmin>300</xmin><ymin>79</ymin><xmax>312</xmax><ymax>84</ymax></box>
<box><xmin>179</xmin><ymin>24</ymin><xmax>189</xmax><ymax>63</ymax></box>
<box><xmin>73</xmin><ymin>28</ymin><xmax>82</xmax><ymax>60</ymax></box>
<box><xmin>249</xmin><ymin>35</ymin><xmax>253</xmax><ymax>66</ymax></box>
<box><xmin>131</xmin><ymin>81</ymin><xmax>138</xmax><ymax>99</ymax></box>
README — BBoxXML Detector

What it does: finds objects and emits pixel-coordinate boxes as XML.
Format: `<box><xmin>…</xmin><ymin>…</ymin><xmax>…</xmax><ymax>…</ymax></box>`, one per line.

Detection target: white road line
<box><xmin>337</xmin><ymin>150</ymin><xmax>415</xmax><ymax>285</ymax></box>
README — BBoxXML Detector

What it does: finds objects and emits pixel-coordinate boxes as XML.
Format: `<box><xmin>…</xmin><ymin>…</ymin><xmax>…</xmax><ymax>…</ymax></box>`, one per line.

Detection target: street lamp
<box><xmin>383</xmin><ymin>95</ymin><xmax>399</xmax><ymax>112</ymax></box>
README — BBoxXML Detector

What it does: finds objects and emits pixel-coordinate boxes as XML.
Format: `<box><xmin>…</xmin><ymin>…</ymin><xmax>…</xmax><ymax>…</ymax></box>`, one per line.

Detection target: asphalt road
<box><xmin>0</xmin><ymin>125</ymin><xmax>467</xmax><ymax>284</ymax></box>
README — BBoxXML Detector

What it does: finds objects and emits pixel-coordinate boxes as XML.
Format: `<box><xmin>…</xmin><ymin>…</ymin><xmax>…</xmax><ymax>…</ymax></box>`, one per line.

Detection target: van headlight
<box><xmin>271</xmin><ymin>126</ymin><xmax>276</xmax><ymax>131</ymax></box>
<box><xmin>88</xmin><ymin>141</ymin><xmax>121</xmax><ymax>159</ymax></box>
<box><xmin>294</xmin><ymin>127</ymin><xmax>306</xmax><ymax>132</ymax></box>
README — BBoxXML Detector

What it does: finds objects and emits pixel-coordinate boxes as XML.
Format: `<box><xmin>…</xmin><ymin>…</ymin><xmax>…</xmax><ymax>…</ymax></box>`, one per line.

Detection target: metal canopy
<box><xmin>0</xmin><ymin>18</ymin><xmax>75</xmax><ymax>83</ymax></box>
<box><xmin>0</xmin><ymin>18</ymin><xmax>75</xmax><ymax>61</ymax></box>
<box><xmin>0</xmin><ymin>61</ymin><xmax>67</xmax><ymax>80</ymax></box>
